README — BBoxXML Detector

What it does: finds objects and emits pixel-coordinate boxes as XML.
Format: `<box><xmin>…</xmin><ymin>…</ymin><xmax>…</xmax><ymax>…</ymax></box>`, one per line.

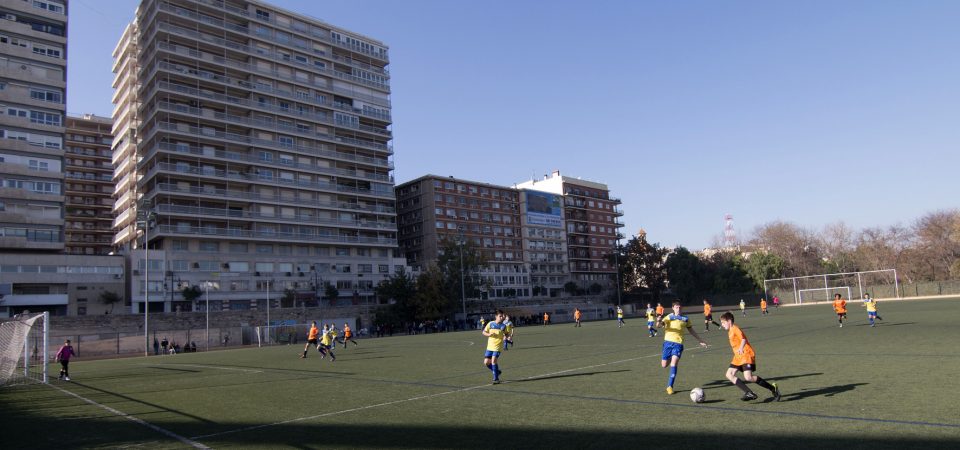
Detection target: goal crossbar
<box><xmin>763</xmin><ymin>269</ymin><xmax>899</xmax><ymax>305</ymax></box>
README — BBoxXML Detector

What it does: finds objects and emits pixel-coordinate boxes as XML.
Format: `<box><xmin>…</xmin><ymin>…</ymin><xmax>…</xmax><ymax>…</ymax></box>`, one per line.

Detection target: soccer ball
<box><xmin>690</xmin><ymin>387</ymin><xmax>705</xmax><ymax>403</ymax></box>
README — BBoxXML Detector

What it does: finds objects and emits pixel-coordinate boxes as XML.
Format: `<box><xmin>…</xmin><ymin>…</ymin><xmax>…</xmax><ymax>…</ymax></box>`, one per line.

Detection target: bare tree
<box><xmin>909</xmin><ymin>210</ymin><xmax>960</xmax><ymax>281</ymax></box>
<box><xmin>748</xmin><ymin>221</ymin><xmax>821</xmax><ymax>276</ymax></box>
<box><xmin>819</xmin><ymin>221</ymin><xmax>857</xmax><ymax>273</ymax></box>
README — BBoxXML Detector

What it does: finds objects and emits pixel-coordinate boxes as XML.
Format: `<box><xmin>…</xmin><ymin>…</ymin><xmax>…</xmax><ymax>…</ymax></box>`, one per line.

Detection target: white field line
<box><xmin>138</xmin><ymin>363</ymin><xmax>263</xmax><ymax>373</ymax></box>
<box><xmin>50</xmin><ymin>383</ymin><xmax>210</xmax><ymax>449</ymax></box>
<box><xmin>193</xmin><ymin>346</ymin><xmax>681</xmax><ymax>441</ymax></box>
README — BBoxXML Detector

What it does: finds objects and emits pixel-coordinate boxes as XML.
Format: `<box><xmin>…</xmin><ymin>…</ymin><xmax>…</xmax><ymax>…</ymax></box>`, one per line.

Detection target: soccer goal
<box><xmin>764</xmin><ymin>269</ymin><xmax>899</xmax><ymax>305</ymax></box>
<box><xmin>798</xmin><ymin>286</ymin><xmax>851</xmax><ymax>305</ymax></box>
<box><xmin>0</xmin><ymin>312</ymin><xmax>49</xmax><ymax>387</ymax></box>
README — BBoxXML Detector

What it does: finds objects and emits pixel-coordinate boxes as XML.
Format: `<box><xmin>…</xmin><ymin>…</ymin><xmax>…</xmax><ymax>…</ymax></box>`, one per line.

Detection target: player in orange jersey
<box><xmin>574</xmin><ymin>308</ymin><xmax>582</xmax><ymax>327</ymax></box>
<box><xmin>702</xmin><ymin>299</ymin><xmax>721</xmax><ymax>331</ymax></box>
<box><xmin>655</xmin><ymin>303</ymin><xmax>664</xmax><ymax>321</ymax></box>
<box><xmin>760</xmin><ymin>298</ymin><xmax>768</xmax><ymax>315</ymax></box>
<box><xmin>833</xmin><ymin>293</ymin><xmax>847</xmax><ymax>327</ymax></box>
<box><xmin>343</xmin><ymin>323</ymin><xmax>359</xmax><ymax>347</ymax></box>
<box><xmin>720</xmin><ymin>312</ymin><xmax>781</xmax><ymax>401</ymax></box>
<box><xmin>301</xmin><ymin>321</ymin><xmax>319</xmax><ymax>358</ymax></box>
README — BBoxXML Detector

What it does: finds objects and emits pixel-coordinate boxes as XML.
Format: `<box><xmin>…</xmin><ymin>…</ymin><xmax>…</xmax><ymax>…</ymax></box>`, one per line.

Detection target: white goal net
<box><xmin>798</xmin><ymin>286</ymin><xmax>851</xmax><ymax>305</ymax></box>
<box><xmin>764</xmin><ymin>269</ymin><xmax>899</xmax><ymax>305</ymax></box>
<box><xmin>0</xmin><ymin>312</ymin><xmax>49</xmax><ymax>387</ymax></box>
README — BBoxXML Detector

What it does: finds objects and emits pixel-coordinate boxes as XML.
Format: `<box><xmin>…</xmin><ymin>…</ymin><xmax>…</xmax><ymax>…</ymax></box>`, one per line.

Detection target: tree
<box><xmin>664</xmin><ymin>246</ymin><xmax>707</xmax><ymax>301</ymax></box>
<box><xmin>749</xmin><ymin>221</ymin><xmax>821</xmax><ymax>276</ymax></box>
<box><xmin>99</xmin><ymin>290</ymin><xmax>122</xmax><ymax>313</ymax></box>
<box><xmin>563</xmin><ymin>281</ymin><xmax>579</xmax><ymax>296</ymax></box>
<box><xmin>588</xmin><ymin>283</ymin><xmax>603</xmax><ymax>295</ymax></box>
<box><xmin>324</xmin><ymin>283</ymin><xmax>339</xmax><ymax>306</ymax></box>
<box><xmin>181</xmin><ymin>285</ymin><xmax>202</xmax><ymax>302</ymax></box>
<box><xmin>436</xmin><ymin>236</ymin><xmax>487</xmax><ymax>302</ymax></box>
<box><xmin>610</xmin><ymin>233</ymin><xmax>669</xmax><ymax>300</ymax></box>
<box><xmin>281</xmin><ymin>288</ymin><xmax>297</xmax><ymax>307</ymax></box>
<box><xmin>819</xmin><ymin>221</ymin><xmax>857</xmax><ymax>273</ymax></box>
<box><xmin>410</xmin><ymin>265</ymin><xmax>450</xmax><ymax>320</ymax></box>
<box><xmin>909</xmin><ymin>210</ymin><xmax>960</xmax><ymax>281</ymax></box>
<box><xmin>375</xmin><ymin>268</ymin><xmax>417</xmax><ymax>322</ymax></box>
<box><xmin>740</xmin><ymin>251</ymin><xmax>786</xmax><ymax>291</ymax></box>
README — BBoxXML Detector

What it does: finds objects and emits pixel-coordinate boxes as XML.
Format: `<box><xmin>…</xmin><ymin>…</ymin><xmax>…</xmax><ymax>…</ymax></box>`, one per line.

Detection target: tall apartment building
<box><xmin>396</xmin><ymin>175</ymin><xmax>529</xmax><ymax>299</ymax></box>
<box><xmin>518</xmin><ymin>189</ymin><xmax>568</xmax><ymax>297</ymax></box>
<box><xmin>64</xmin><ymin>114</ymin><xmax>115</xmax><ymax>256</ymax></box>
<box><xmin>112</xmin><ymin>0</ymin><xmax>396</xmax><ymax>313</ymax></box>
<box><xmin>516</xmin><ymin>171</ymin><xmax>624</xmax><ymax>289</ymax></box>
<box><xmin>0</xmin><ymin>0</ymin><xmax>67</xmax><ymax>253</ymax></box>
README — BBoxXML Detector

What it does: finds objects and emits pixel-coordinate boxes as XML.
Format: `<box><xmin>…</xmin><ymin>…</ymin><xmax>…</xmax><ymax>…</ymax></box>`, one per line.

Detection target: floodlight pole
<box><xmin>137</xmin><ymin>208</ymin><xmax>156</xmax><ymax>357</ymax></box>
<box><xmin>458</xmin><ymin>229</ymin><xmax>467</xmax><ymax>321</ymax></box>
<box><xmin>613</xmin><ymin>235</ymin><xmax>623</xmax><ymax>307</ymax></box>
<box><xmin>204</xmin><ymin>282</ymin><xmax>210</xmax><ymax>352</ymax></box>
<box><xmin>266</xmin><ymin>279</ymin><xmax>271</xmax><ymax>343</ymax></box>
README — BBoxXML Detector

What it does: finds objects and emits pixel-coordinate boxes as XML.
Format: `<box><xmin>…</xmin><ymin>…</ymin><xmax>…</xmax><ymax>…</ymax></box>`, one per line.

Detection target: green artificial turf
<box><xmin>2</xmin><ymin>298</ymin><xmax>959</xmax><ymax>449</ymax></box>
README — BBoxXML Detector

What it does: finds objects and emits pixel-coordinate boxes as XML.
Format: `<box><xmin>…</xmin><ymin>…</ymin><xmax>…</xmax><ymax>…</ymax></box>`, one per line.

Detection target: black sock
<box><xmin>733</xmin><ymin>378</ymin><xmax>752</xmax><ymax>394</ymax></box>
<box><xmin>755</xmin><ymin>376</ymin><xmax>775</xmax><ymax>392</ymax></box>
<box><xmin>712</xmin><ymin>321</ymin><xmax>721</xmax><ymax>327</ymax></box>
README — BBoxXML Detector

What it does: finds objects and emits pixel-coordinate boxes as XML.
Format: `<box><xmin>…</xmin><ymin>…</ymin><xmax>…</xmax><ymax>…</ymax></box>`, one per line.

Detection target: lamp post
<box><xmin>457</xmin><ymin>229</ymin><xmax>467</xmax><ymax>321</ymax></box>
<box><xmin>136</xmin><ymin>207</ymin><xmax>156</xmax><ymax>357</ymax></box>
<box><xmin>265</xmin><ymin>278</ymin><xmax>271</xmax><ymax>343</ymax></box>
<box><xmin>204</xmin><ymin>281</ymin><xmax>210</xmax><ymax>352</ymax></box>
<box><xmin>614</xmin><ymin>234</ymin><xmax>623</xmax><ymax>307</ymax></box>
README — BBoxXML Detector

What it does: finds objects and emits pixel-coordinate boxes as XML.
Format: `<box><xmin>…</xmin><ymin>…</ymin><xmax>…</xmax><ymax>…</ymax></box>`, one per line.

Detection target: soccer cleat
<box><xmin>64</xmin><ymin>377</ymin><xmax>71</xmax><ymax>381</ymax></box>
<box><xmin>741</xmin><ymin>392</ymin><xmax>757</xmax><ymax>401</ymax></box>
<box><xmin>300</xmin><ymin>355</ymin><xmax>306</xmax><ymax>359</ymax></box>
<box><xmin>492</xmin><ymin>379</ymin><xmax>501</xmax><ymax>384</ymax></box>
<box><xmin>666</xmin><ymin>387</ymin><xmax>674</xmax><ymax>395</ymax></box>
<box><xmin>772</xmin><ymin>383</ymin><xmax>781</xmax><ymax>402</ymax></box>
<box><xmin>839</xmin><ymin>323</ymin><xmax>843</xmax><ymax>328</ymax></box>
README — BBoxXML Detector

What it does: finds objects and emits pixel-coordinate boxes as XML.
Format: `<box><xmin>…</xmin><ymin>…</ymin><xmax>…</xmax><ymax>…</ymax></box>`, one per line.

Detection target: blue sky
<box><xmin>67</xmin><ymin>0</ymin><xmax>960</xmax><ymax>249</ymax></box>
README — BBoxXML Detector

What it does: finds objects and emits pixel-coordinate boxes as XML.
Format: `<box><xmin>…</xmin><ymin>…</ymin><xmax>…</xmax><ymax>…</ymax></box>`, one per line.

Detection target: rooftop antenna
<box><xmin>723</xmin><ymin>214</ymin><xmax>736</xmax><ymax>248</ymax></box>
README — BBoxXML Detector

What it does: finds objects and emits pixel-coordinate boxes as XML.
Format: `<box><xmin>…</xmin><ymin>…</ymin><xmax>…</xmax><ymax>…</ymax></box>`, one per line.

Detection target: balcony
<box><xmin>145</xmin><ymin>161</ymin><xmax>394</xmax><ymax>200</ymax></box>
<box><xmin>150</xmin><ymin>120</ymin><xmax>392</xmax><ymax>169</ymax></box>
<box><xmin>155</xmin><ymin>204</ymin><xmax>396</xmax><ymax>230</ymax></box>
<box><xmin>155</xmin><ymin>224</ymin><xmax>396</xmax><ymax>246</ymax></box>
<box><xmin>193</xmin><ymin>0</ymin><xmax>390</xmax><ymax>63</ymax></box>
<box><xmin>154</xmin><ymin>141</ymin><xmax>392</xmax><ymax>183</ymax></box>
<box><xmin>154</xmin><ymin>183</ymin><xmax>395</xmax><ymax>215</ymax></box>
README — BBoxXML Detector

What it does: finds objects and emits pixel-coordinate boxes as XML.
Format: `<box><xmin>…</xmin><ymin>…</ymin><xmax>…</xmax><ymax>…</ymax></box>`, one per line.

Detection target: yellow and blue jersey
<box><xmin>646</xmin><ymin>308</ymin><xmax>656</xmax><ymax>322</ymax></box>
<box><xmin>504</xmin><ymin>320</ymin><xmax>514</xmax><ymax>337</ymax></box>
<box><xmin>865</xmin><ymin>299</ymin><xmax>878</xmax><ymax>312</ymax></box>
<box><xmin>484</xmin><ymin>321</ymin><xmax>507</xmax><ymax>352</ymax></box>
<box><xmin>320</xmin><ymin>330</ymin><xmax>333</xmax><ymax>346</ymax></box>
<box><xmin>661</xmin><ymin>313</ymin><xmax>692</xmax><ymax>344</ymax></box>
<box><xmin>617</xmin><ymin>308</ymin><xmax>624</xmax><ymax>319</ymax></box>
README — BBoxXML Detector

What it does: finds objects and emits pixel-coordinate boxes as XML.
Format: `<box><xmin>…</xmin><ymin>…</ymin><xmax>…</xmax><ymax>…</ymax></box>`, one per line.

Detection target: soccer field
<box><xmin>3</xmin><ymin>298</ymin><xmax>960</xmax><ymax>449</ymax></box>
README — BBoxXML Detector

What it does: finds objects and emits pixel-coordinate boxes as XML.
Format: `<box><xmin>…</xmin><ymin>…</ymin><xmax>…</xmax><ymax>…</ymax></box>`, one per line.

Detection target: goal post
<box><xmin>0</xmin><ymin>311</ymin><xmax>49</xmax><ymax>387</ymax></box>
<box><xmin>764</xmin><ymin>269</ymin><xmax>899</xmax><ymax>305</ymax></box>
<box><xmin>798</xmin><ymin>286</ymin><xmax>851</xmax><ymax>305</ymax></box>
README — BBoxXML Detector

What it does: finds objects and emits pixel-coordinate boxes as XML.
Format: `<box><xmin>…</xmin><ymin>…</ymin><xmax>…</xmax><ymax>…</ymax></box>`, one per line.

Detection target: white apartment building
<box><xmin>112</xmin><ymin>0</ymin><xmax>397</xmax><ymax>313</ymax></box>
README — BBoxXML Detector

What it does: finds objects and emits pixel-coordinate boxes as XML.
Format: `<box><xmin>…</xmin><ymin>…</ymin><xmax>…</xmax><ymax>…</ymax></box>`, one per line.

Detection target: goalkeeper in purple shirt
<box><xmin>55</xmin><ymin>339</ymin><xmax>75</xmax><ymax>381</ymax></box>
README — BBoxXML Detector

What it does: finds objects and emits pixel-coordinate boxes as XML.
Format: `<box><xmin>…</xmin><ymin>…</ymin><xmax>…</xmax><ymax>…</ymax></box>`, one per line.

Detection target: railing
<box><xmin>150</xmin><ymin>120</ymin><xmax>392</xmax><ymax>169</ymax></box>
<box><xmin>193</xmin><ymin>0</ymin><xmax>390</xmax><ymax>62</ymax></box>
<box><xmin>153</xmin><ymin>18</ymin><xmax>389</xmax><ymax>92</ymax></box>
<box><xmin>146</xmin><ymin>161</ymin><xmax>394</xmax><ymax>199</ymax></box>
<box><xmin>154</xmin><ymin>141</ymin><xmax>392</xmax><ymax>183</ymax></box>
<box><xmin>155</xmin><ymin>204</ymin><xmax>395</xmax><ymax>230</ymax></box>
<box><xmin>156</xmin><ymin>224</ymin><xmax>397</xmax><ymax>245</ymax></box>
<box><xmin>154</xmin><ymin>183</ymin><xmax>395</xmax><ymax>214</ymax></box>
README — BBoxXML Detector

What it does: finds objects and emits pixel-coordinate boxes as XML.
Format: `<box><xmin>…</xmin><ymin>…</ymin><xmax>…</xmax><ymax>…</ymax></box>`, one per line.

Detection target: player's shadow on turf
<box><xmin>515</xmin><ymin>369</ymin><xmax>631</xmax><ymax>382</ymax></box>
<box><xmin>853</xmin><ymin>322</ymin><xmax>915</xmax><ymax>327</ymax></box>
<box><xmin>700</xmin><ymin>373</ymin><xmax>823</xmax><ymax>390</ymax></box>
<box><xmin>779</xmin><ymin>382</ymin><xmax>867</xmax><ymax>402</ymax></box>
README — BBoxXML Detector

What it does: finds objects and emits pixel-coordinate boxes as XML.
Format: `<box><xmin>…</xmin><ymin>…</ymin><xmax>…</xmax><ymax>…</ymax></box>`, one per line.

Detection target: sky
<box><xmin>66</xmin><ymin>0</ymin><xmax>960</xmax><ymax>250</ymax></box>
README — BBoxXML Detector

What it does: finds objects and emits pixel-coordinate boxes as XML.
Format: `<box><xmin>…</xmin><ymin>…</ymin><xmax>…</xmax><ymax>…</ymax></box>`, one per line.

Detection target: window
<box><xmin>30</xmin><ymin>88</ymin><xmax>62</xmax><ymax>103</ymax></box>
<box><xmin>256</xmin><ymin>9</ymin><xmax>270</xmax><ymax>20</ymax></box>
<box><xmin>171</xmin><ymin>240</ymin><xmax>189</xmax><ymax>251</ymax></box>
<box><xmin>199</xmin><ymin>241</ymin><xmax>219</xmax><ymax>252</ymax></box>
<box><xmin>335</xmin><ymin>247</ymin><xmax>350</xmax><ymax>256</ymax></box>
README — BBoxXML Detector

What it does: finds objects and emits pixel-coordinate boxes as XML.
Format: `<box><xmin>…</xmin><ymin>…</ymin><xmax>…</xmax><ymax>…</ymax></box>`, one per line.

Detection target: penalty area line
<box><xmin>50</xmin><ymin>383</ymin><xmax>209</xmax><ymax>449</ymax></box>
<box><xmin>138</xmin><ymin>363</ymin><xmax>264</xmax><ymax>373</ymax></box>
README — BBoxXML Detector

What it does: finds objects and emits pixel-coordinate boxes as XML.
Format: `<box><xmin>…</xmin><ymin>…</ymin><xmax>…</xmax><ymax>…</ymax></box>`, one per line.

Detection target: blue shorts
<box><xmin>662</xmin><ymin>341</ymin><xmax>684</xmax><ymax>360</ymax></box>
<box><xmin>868</xmin><ymin>312</ymin><xmax>877</xmax><ymax>317</ymax></box>
<box><xmin>647</xmin><ymin>320</ymin><xmax>655</xmax><ymax>327</ymax></box>
<box><xmin>484</xmin><ymin>350</ymin><xmax>501</xmax><ymax>358</ymax></box>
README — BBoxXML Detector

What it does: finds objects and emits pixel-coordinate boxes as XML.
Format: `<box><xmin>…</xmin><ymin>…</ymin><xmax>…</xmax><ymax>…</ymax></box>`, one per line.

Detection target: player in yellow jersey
<box><xmin>503</xmin><ymin>315</ymin><xmax>514</xmax><ymax>350</ymax></box>
<box><xmin>720</xmin><ymin>312</ymin><xmax>781</xmax><ymax>401</ymax></box>
<box><xmin>862</xmin><ymin>293</ymin><xmax>883</xmax><ymax>327</ymax></box>
<box><xmin>645</xmin><ymin>303</ymin><xmax>658</xmax><ymax>337</ymax></box>
<box><xmin>482</xmin><ymin>310</ymin><xmax>507</xmax><ymax>384</ymax></box>
<box><xmin>300</xmin><ymin>321</ymin><xmax>319</xmax><ymax>359</ymax></box>
<box><xmin>616</xmin><ymin>306</ymin><xmax>625</xmax><ymax>328</ymax></box>
<box><xmin>657</xmin><ymin>301</ymin><xmax>707</xmax><ymax>395</ymax></box>
<box><xmin>318</xmin><ymin>325</ymin><xmax>336</xmax><ymax>362</ymax></box>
